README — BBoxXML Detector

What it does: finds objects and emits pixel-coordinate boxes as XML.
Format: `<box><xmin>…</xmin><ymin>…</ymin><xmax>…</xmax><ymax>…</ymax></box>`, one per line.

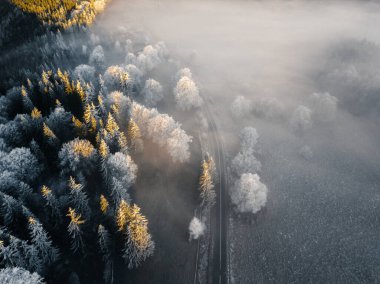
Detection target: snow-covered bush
<box><xmin>231</xmin><ymin>173</ymin><xmax>268</xmax><ymax>214</ymax></box>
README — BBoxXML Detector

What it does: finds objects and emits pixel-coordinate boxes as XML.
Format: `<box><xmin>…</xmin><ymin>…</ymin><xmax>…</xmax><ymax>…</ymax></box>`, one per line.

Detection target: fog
<box><xmin>97</xmin><ymin>0</ymin><xmax>380</xmax><ymax>281</ymax></box>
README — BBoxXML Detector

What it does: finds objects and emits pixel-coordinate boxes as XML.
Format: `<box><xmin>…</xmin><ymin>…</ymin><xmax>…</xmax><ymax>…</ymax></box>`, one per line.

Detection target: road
<box><xmin>203</xmin><ymin>100</ymin><xmax>229</xmax><ymax>284</ymax></box>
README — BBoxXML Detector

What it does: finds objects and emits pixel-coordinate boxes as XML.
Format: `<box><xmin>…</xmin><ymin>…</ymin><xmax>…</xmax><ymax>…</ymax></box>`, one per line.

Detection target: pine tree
<box><xmin>98</xmin><ymin>225</ymin><xmax>113</xmax><ymax>283</ymax></box>
<box><xmin>41</xmin><ymin>185</ymin><xmax>61</xmax><ymax>223</ymax></box>
<box><xmin>28</xmin><ymin>217</ymin><xmax>60</xmax><ymax>266</ymax></box>
<box><xmin>68</xmin><ymin>176</ymin><xmax>90</xmax><ymax>218</ymax></box>
<box><xmin>66</xmin><ymin>208</ymin><xmax>85</xmax><ymax>253</ymax></box>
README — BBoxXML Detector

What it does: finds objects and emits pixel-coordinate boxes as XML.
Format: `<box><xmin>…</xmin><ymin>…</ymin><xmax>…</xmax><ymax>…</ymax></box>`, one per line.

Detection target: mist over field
<box><xmin>101</xmin><ymin>1</ymin><xmax>380</xmax><ymax>282</ymax></box>
<box><xmin>0</xmin><ymin>0</ymin><xmax>379</xmax><ymax>283</ymax></box>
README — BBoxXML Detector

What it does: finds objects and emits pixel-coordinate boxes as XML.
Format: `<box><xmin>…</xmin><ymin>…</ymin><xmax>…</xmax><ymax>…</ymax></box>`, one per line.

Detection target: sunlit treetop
<box><xmin>10</xmin><ymin>0</ymin><xmax>111</xmax><ymax>29</ymax></box>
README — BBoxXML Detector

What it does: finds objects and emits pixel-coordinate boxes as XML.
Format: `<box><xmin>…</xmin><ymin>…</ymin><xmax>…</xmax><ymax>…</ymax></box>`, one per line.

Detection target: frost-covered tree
<box><xmin>136</xmin><ymin>45</ymin><xmax>161</xmax><ymax>73</ymax></box>
<box><xmin>66</xmin><ymin>208</ymin><xmax>85</xmax><ymax>253</ymax></box>
<box><xmin>239</xmin><ymin>126</ymin><xmax>259</xmax><ymax>152</ymax></box>
<box><xmin>109</xmin><ymin>177</ymin><xmax>131</xmax><ymax>205</ymax></box>
<box><xmin>68</xmin><ymin>176</ymin><xmax>91</xmax><ymax>218</ymax></box>
<box><xmin>0</xmin><ymin>138</ymin><xmax>10</xmax><ymax>152</ymax></box>
<box><xmin>103</xmin><ymin>65</ymin><xmax>130</xmax><ymax>91</ymax></box>
<box><xmin>188</xmin><ymin>217</ymin><xmax>205</xmax><ymax>241</ymax></box>
<box><xmin>290</xmin><ymin>105</ymin><xmax>312</xmax><ymax>133</ymax></box>
<box><xmin>28</xmin><ymin>218</ymin><xmax>60</xmax><ymax>267</ymax></box>
<box><xmin>174</xmin><ymin>76</ymin><xmax>202</xmax><ymax>110</ymax></box>
<box><xmin>0</xmin><ymin>267</ymin><xmax>44</xmax><ymax>284</ymax></box>
<box><xmin>231</xmin><ymin>150</ymin><xmax>261</xmax><ymax>176</ymax></box>
<box><xmin>45</xmin><ymin>106</ymin><xmax>74</xmax><ymax>142</ymax></box>
<box><xmin>119</xmin><ymin>202</ymin><xmax>155</xmax><ymax>269</ymax></box>
<box><xmin>166</xmin><ymin>128</ymin><xmax>192</xmax><ymax>163</ymax></box>
<box><xmin>0</xmin><ymin>147</ymin><xmax>41</xmax><ymax>183</ymax></box>
<box><xmin>231</xmin><ymin>173</ymin><xmax>267</xmax><ymax>214</ymax></box>
<box><xmin>0</xmin><ymin>232</ymin><xmax>42</xmax><ymax>274</ymax></box>
<box><xmin>199</xmin><ymin>157</ymin><xmax>216</xmax><ymax>208</ymax></box>
<box><xmin>98</xmin><ymin>225</ymin><xmax>113</xmax><ymax>283</ymax></box>
<box><xmin>251</xmin><ymin>97</ymin><xmax>284</xmax><ymax>119</ymax></box>
<box><xmin>89</xmin><ymin>45</ymin><xmax>105</xmax><ymax>69</ymax></box>
<box><xmin>231</xmin><ymin>96</ymin><xmax>252</xmax><ymax>118</ymax></box>
<box><xmin>310</xmin><ymin>92</ymin><xmax>338</xmax><ymax>122</ymax></box>
<box><xmin>0</xmin><ymin>193</ymin><xmax>20</xmax><ymax>225</ymax></box>
<box><xmin>0</xmin><ymin>121</ymin><xmax>24</xmax><ymax>147</ymax></box>
<box><xmin>125</xmin><ymin>64</ymin><xmax>143</xmax><ymax>87</ymax></box>
<box><xmin>40</xmin><ymin>185</ymin><xmax>61</xmax><ymax>222</ymax></box>
<box><xmin>59</xmin><ymin>138</ymin><xmax>97</xmax><ymax>176</ymax></box>
<box><xmin>106</xmin><ymin>152</ymin><xmax>137</xmax><ymax>187</ymax></box>
<box><xmin>142</xmin><ymin>79</ymin><xmax>163</xmax><ymax>106</ymax></box>
<box><xmin>74</xmin><ymin>64</ymin><xmax>96</xmax><ymax>83</ymax></box>
<box><xmin>131</xmin><ymin>102</ymin><xmax>192</xmax><ymax>163</ymax></box>
<box><xmin>175</xmin><ymin>68</ymin><xmax>192</xmax><ymax>81</ymax></box>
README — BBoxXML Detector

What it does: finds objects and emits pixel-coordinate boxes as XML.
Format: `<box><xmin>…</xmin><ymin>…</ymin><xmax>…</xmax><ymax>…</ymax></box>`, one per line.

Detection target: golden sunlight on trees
<box><xmin>127</xmin><ymin>119</ymin><xmax>142</xmax><ymax>151</ymax></box>
<box><xmin>67</xmin><ymin>207</ymin><xmax>85</xmax><ymax>252</ymax></box>
<box><xmin>116</xmin><ymin>201</ymin><xmax>154</xmax><ymax>268</ymax></box>
<box><xmin>43</xmin><ymin>123</ymin><xmax>56</xmax><ymax>139</ymax></box>
<box><xmin>100</xmin><ymin>195</ymin><xmax>109</xmax><ymax>214</ymax></box>
<box><xmin>31</xmin><ymin>108</ymin><xmax>42</xmax><ymax>119</ymax></box>
<box><xmin>199</xmin><ymin>156</ymin><xmax>216</xmax><ymax>208</ymax></box>
<box><xmin>72</xmin><ymin>139</ymin><xmax>95</xmax><ymax>158</ymax></box>
<box><xmin>11</xmin><ymin>0</ymin><xmax>111</xmax><ymax>29</ymax></box>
